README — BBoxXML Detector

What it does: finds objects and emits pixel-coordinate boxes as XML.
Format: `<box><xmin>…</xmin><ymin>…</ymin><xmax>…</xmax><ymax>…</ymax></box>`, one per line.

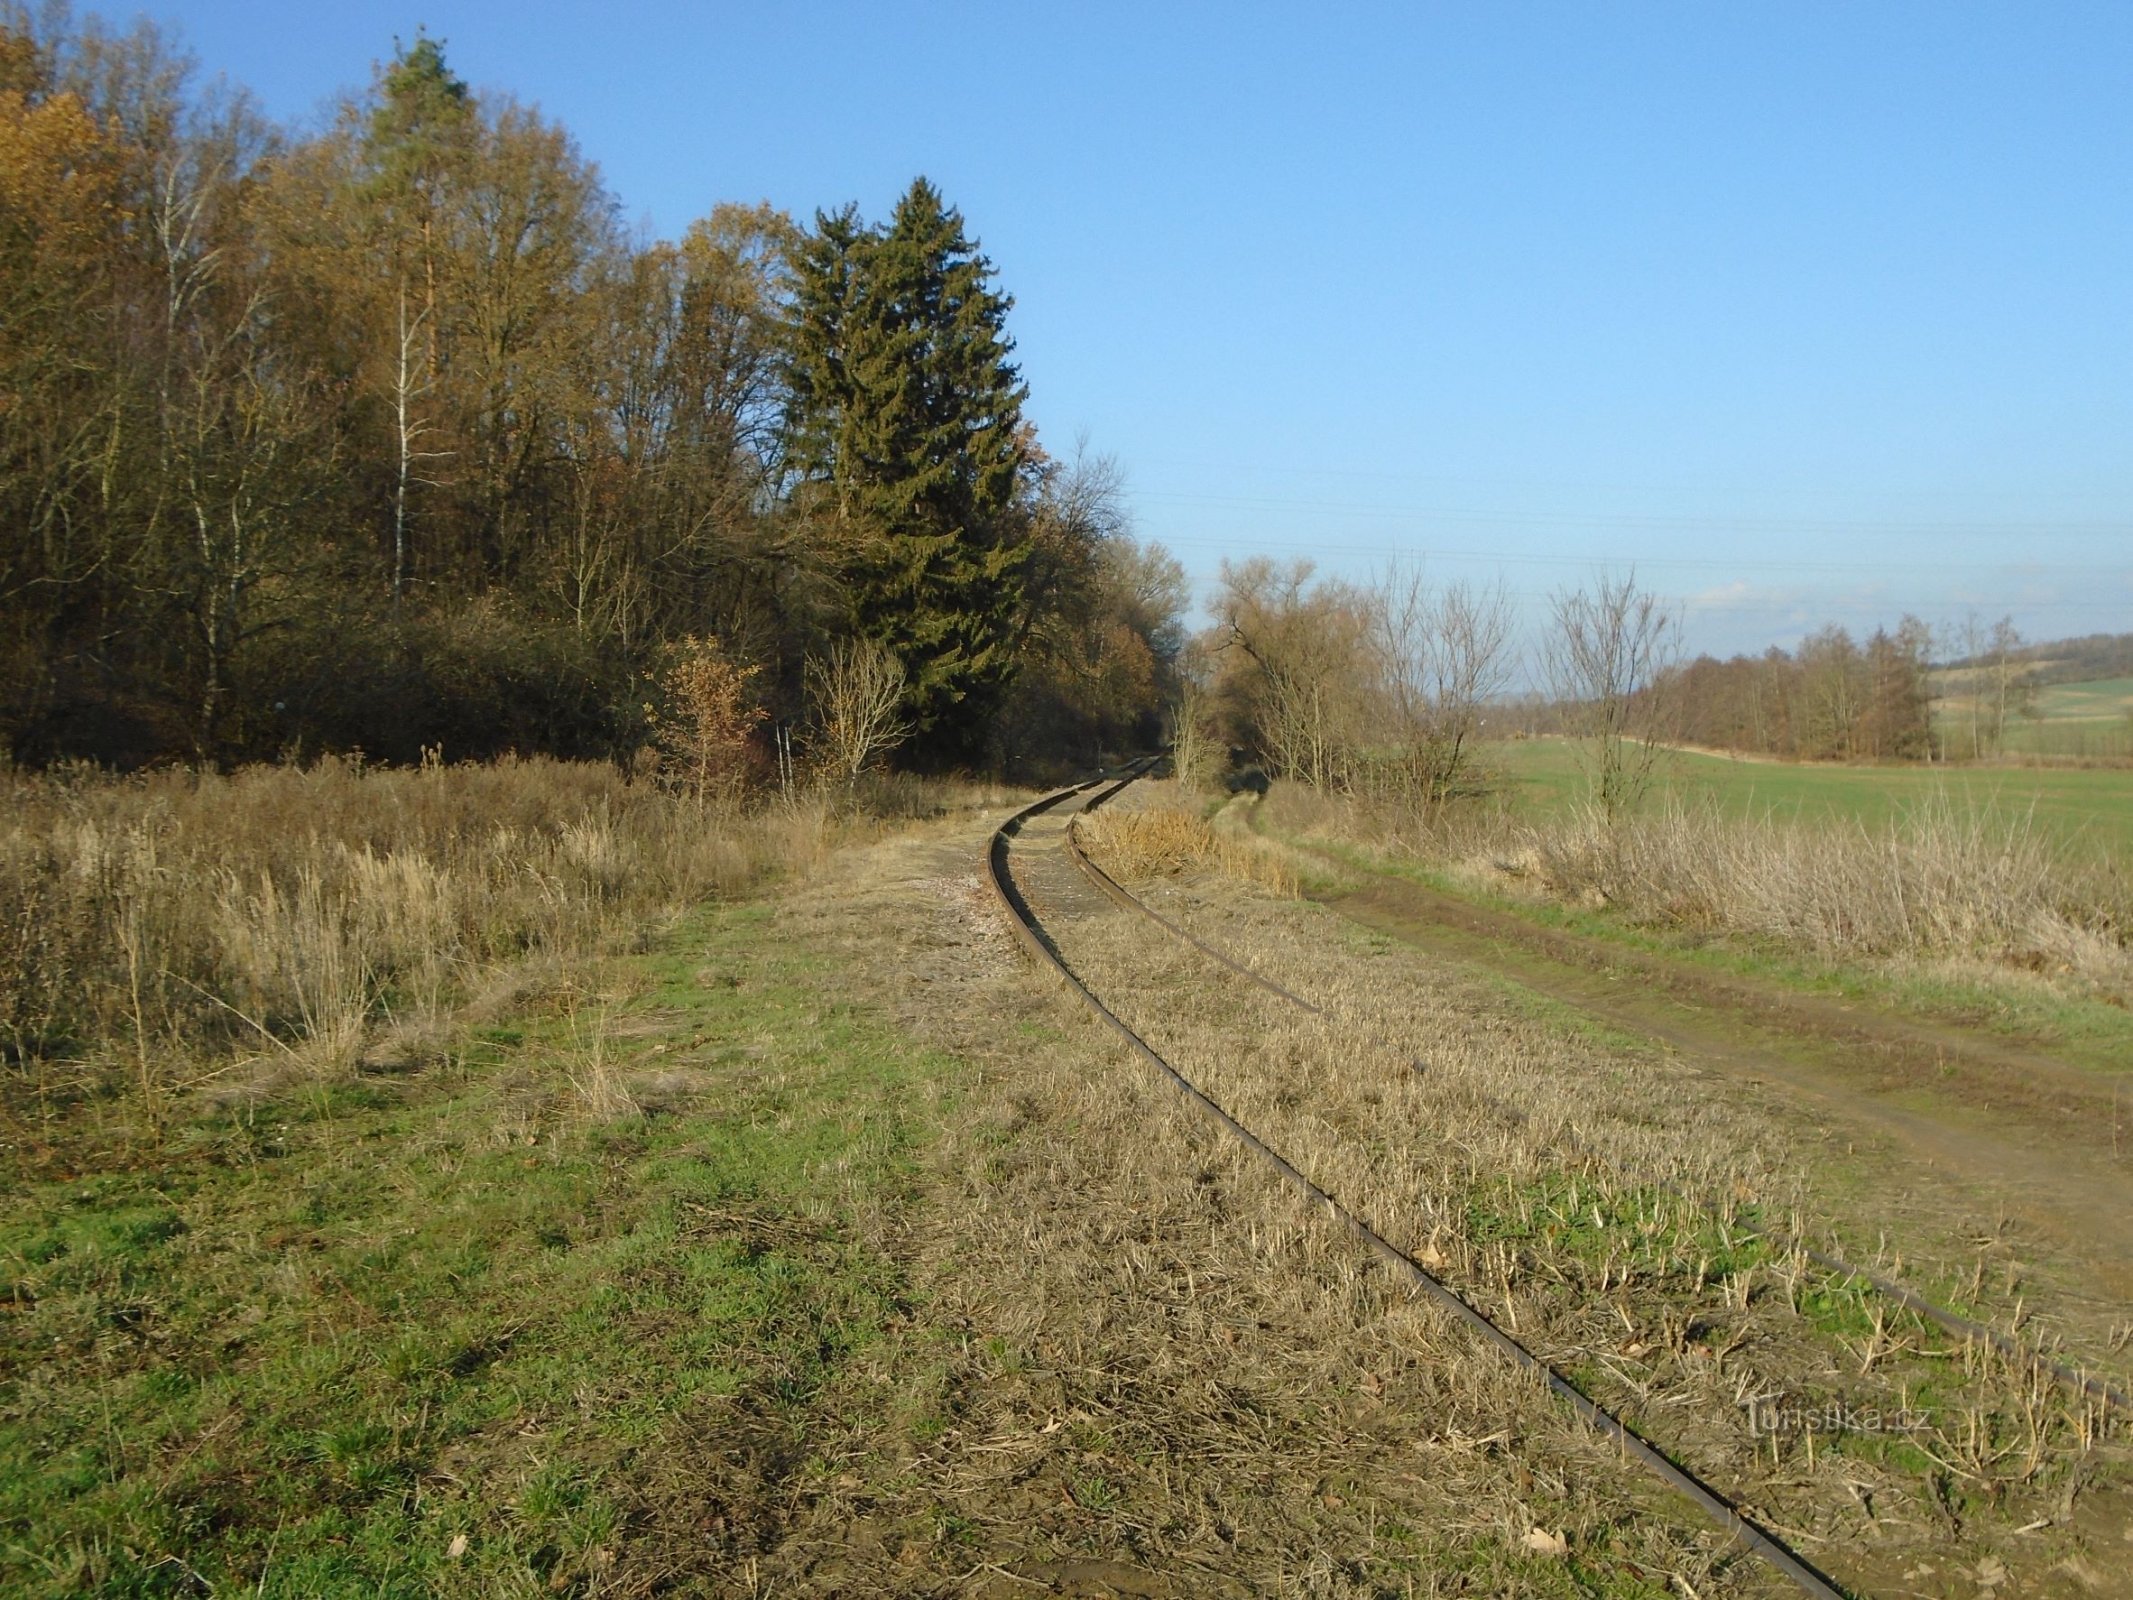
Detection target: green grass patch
<box><xmin>1482</xmin><ymin>738</ymin><xmax>2133</xmax><ymax>855</ymax></box>
<box><xmin>1381</xmin><ymin>1526</ymin><xmax>1682</xmax><ymax>1598</ymax></box>
<box><xmin>0</xmin><ymin>901</ymin><xmax>962</xmax><ymax>1597</ymax></box>
<box><xmin>1301</xmin><ymin>832</ymin><xmax>2133</xmax><ymax>1079</ymax></box>
<box><xmin>1456</xmin><ymin>1177</ymin><xmax>2028</xmax><ymax>1503</ymax></box>
<box><xmin>1461</xmin><ymin>1171</ymin><xmax>1769</xmax><ymax>1295</ymax></box>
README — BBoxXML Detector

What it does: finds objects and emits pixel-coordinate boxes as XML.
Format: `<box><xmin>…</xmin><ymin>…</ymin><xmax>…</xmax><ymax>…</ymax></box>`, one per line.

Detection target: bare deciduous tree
<box><xmin>805</xmin><ymin>637</ymin><xmax>910</xmax><ymax>794</ymax></box>
<box><xmin>1944</xmin><ymin>611</ymin><xmax>2033</xmax><ymax>760</ymax></box>
<box><xmin>1986</xmin><ymin>616</ymin><xmax>2032</xmax><ymax>756</ymax></box>
<box><xmin>1168</xmin><ymin>663</ymin><xmax>1218</xmax><ymax>794</ymax></box>
<box><xmin>388</xmin><ymin>281</ymin><xmax>448</xmax><ymax>601</ymax></box>
<box><xmin>1544</xmin><ymin>571</ymin><xmax>1682</xmax><ymax>821</ymax></box>
<box><xmin>1215</xmin><ymin>558</ymin><xmax>1371</xmax><ymax>790</ymax></box>
<box><xmin>1364</xmin><ymin>567</ymin><xmax>1514</xmax><ymax>811</ymax></box>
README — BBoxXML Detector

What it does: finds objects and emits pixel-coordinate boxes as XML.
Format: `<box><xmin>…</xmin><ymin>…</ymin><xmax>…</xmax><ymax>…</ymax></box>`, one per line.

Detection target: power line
<box><xmin>1132</xmin><ymin>529</ymin><xmax>2130</xmax><ymax>580</ymax></box>
<box><xmin>1127</xmin><ymin>488</ymin><xmax>2130</xmax><ymax>544</ymax></box>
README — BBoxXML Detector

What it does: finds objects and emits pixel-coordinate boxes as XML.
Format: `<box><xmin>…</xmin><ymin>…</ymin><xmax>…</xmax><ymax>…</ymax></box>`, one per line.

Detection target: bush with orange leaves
<box><xmin>655</xmin><ymin>636</ymin><xmax>767</xmax><ymax>803</ymax></box>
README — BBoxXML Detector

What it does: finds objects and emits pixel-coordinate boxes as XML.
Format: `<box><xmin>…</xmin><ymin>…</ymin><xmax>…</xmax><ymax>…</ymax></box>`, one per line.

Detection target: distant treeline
<box><xmin>1</xmin><ymin>14</ymin><xmax>1182</xmax><ymax>771</ymax></box>
<box><xmin>1668</xmin><ymin>622</ymin><xmax>1937</xmax><ymax>761</ymax></box>
<box><xmin>1943</xmin><ymin>631</ymin><xmax>2133</xmax><ymax>689</ymax></box>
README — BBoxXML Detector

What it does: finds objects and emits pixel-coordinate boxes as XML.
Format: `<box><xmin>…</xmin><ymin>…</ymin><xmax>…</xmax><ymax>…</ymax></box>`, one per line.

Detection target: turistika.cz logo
<box><xmin>1746</xmin><ymin>1397</ymin><xmax>1929</xmax><ymax>1437</ymax></box>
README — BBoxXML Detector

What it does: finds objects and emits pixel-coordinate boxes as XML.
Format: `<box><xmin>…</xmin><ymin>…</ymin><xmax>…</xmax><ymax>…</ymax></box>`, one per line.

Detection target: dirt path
<box><xmin>1059</xmin><ymin>789</ymin><xmax>2133</xmax><ymax>1597</ymax></box>
<box><xmin>1269</xmin><ymin>843</ymin><xmax>2133</xmax><ymax>1356</ymax></box>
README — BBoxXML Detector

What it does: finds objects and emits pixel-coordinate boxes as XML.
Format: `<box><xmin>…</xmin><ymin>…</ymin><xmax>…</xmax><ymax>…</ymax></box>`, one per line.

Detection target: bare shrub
<box><xmin>1359</xmin><ymin>567</ymin><xmax>1514</xmax><ymax>817</ymax></box>
<box><xmin>1168</xmin><ymin>676</ymin><xmax>1218</xmax><ymax>795</ymax></box>
<box><xmin>1544</xmin><ymin>571</ymin><xmax>1682</xmax><ymax>821</ymax></box>
<box><xmin>805</xmin><ymin>637</ymin><xmax>910</xmax><ymax>794</ymax></box>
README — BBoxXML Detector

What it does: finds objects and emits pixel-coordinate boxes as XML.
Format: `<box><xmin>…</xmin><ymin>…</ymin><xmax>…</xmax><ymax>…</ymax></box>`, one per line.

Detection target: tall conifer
<box><xmin>785</xmin><ymin>178</ymin><xmax>1030</xmax><ymax>759</ymax></box>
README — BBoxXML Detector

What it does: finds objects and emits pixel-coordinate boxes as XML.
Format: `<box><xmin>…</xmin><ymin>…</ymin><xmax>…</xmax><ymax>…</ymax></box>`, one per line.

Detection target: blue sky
<box><xmin>150</xmin><ymin>1</ymin><xmax>2129</xmax><ymax>659</ymax></box>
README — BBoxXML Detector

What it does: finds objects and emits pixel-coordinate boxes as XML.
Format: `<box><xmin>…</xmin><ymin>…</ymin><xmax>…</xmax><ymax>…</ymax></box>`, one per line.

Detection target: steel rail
<box><xmin>1208</xmin><ymin>802</ymin><xmax>2133</xmax><ymax>1420</ymax></box>
<box><xmin>1065</xmin><ymin>820</ymin><xmax>1325</xmax><ymax>1014</ymax></box>
<box><xmin>987</xmin><ymin>776</ymin><xmax>1853</xmax><ymax>1600</ymax></box>
<box><xmin>1117</xmin><ymin>797</ymin><xmax>2133</xmax><ymax>1425</ymax></box>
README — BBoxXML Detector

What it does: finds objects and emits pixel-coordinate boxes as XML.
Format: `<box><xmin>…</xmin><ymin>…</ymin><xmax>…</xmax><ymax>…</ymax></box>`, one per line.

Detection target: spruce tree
<box><xmin>783</xmin><ymin>203</ymin><xmax>865</xmax><ymax>514</ymax></box>
<box><xmin>785</xmin><ymin>179</ymin><xmax>1030</xmax><ymax>761</ymax></box>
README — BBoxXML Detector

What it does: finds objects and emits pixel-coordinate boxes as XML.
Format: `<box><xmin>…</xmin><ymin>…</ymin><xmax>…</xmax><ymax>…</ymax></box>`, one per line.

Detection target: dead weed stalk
<box><xmin>1077</xmin><ymin>806</ymin><xmax>1297</xmax><ymax>898</ymax></box>
<box><xmin>0</xmin><ymin>755</ymin><xmax>838</xmax><ymax>1134</ymax></box>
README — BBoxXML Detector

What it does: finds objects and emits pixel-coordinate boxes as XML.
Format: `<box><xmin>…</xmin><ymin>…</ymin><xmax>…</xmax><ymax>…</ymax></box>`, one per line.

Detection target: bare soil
<box><xmin>1295</xmin><ymin>852</ymin><xmax>2133</xmax><ymax>1355</ymax></box>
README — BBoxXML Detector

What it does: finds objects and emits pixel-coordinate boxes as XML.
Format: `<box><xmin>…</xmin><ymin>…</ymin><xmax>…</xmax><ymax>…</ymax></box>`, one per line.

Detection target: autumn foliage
<box><xmin>654</xmin><ymin>637</ymin><xmax>766</xmax><ymax>802</ymax></box>
<box><xmin>0</xmin><ymin>13</ymin><xmax>1184</xmax><ymax>776</ymax></box>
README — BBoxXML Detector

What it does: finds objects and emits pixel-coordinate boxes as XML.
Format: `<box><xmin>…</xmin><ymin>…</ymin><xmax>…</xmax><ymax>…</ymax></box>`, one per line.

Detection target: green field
<box><xmin>1932</xmin><ymin>675</ymin><xmax>2133</xmax><ymax>760</ymax></box>
<box><xmin>1484</xmin><ymin>738</ymin><xmax>2133</xmax><ymax>856</ymax></box>
<box><xmin>0</xmin><ymin>899</ymin><xmax>963</xmax><ymax>1597</ymax></box>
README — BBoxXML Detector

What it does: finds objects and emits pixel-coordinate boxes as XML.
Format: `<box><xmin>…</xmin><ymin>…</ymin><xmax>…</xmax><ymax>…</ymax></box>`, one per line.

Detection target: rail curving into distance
<box><xmin>986</xmin><ymin>765</ymin><xmax>1852</xmax><ymax>1600</ymax></box>
<box><xmin>1200</xmin><ymin>792</ymin><xmax>2133</xmax><ymax>1421</ymax></box>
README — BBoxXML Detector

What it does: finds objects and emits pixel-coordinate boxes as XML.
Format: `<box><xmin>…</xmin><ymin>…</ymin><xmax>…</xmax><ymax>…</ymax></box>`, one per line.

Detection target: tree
<box><xmin>1798</xmin><ymin>624</ymin><xmax>1862</xmax><ymax>759</ymax></box>
<box><xmin>1169</xmin><ymin>664</ymin><xmax>1218</xmax><ymax>793</ymax></box>
<box><xmin>1986</xmin><ymin>616</ymin><xmax>2032</xmax><ymax>755</ymax></box>
<box><xmin>1544</xmin><ymin>572</ymin><xmax>1681</xmax><ymax>820</ymax></box>
<box><xmin>656</xmin><ymin>636</ymin><xmax>765</xmax><ymax>802</ymax></box>
<box><xmin>1213</xmin><ymin>558</ymin><xmax>1372</xmax><ymax>790</ymax></box>
<box><xmin>1361</xmin><ymin>567</ymin><xmax>1512</xmax><ymax>809</ymax></box>
<box><xmin>1943</xmin><ymin>611</ymin><xmax>2033</xmax><ymax>759</ymax></box>
<box><xmin>991</xmin><ymin>442</ymin><xmax>1186</xmax><ymax>770</ymax></box>
<box><xmin>361</xmin><ymin>35</ymin><xmax>472</xmax><ymax>598</ymax></box>
<box><xmin>0</xmin><ymin>28</ymin><xmax>129</xmax><ymax>739</ymax></box>
<box><xmin>805</xmin><ymin>637</ymin><xmax>909</xmax><ymax>793</ymax></box>
<box><xmin>3</xmin><ymin>20</ymin><xmax>1172</xmax><ymax>774</ymax></box>
<box><xmin>163</xmin><ymin>285</ymin><xmax>331</xmax><ymax>760</ymax></box>
<box><xmin>783</xmin><ymin>178</ymin><xmax>1032</xmax><ymax>762</ymax></box>
<box><xmin>1860</xmin><ymin>617</ymin><xmax>1934</xmax><ymax>761</ymax></box>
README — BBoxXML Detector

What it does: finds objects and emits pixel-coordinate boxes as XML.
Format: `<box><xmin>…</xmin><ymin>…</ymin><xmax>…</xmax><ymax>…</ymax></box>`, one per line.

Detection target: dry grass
<box><xmin>1264</xmin><ymin>778</ymin><xmax>2133</xmax><ymax>998</ymax></box>
<box><xmin>1060</xmin><ymin>810</ymin><xmax>2133</xmax><ymax>1588</ymax></box>
<box><xmin>0</xmin><ymin>754</ymin><xmax>1009</xmax><ymax>1143</ymax></box>
<box><xmin>1076</xmin><ymin>804</ymin><xmax>1298</xmax><ymax>898</ymax></box>
<box><xmin>1508</xmin><ymin>792</ymin><xmax>2132</xmax><ymax>984</ymax></box>
<box><xmin>761</xmin><ymin>839</ymin><xmax>1766</xmax><ymax>1595</ymax></box>
<box><xmin>11</xmin><ymin>778</ymin><xmax>2114</xmax><ymax>1593</ymax></box>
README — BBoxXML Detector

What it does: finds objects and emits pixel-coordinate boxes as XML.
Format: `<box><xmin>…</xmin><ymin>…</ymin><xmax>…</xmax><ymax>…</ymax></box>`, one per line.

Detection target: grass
<box><xmin>1074</xmin><ymin>804</ymin><xmax>1297</xmax><ymax>895</ymax></box>
<box><xmin>1350</xmin><ymin>740</ymin><xmax>2133</xmax><ymax>1012</ymax></box>
<box><xmin>2033</xmin><ymin>675</ymin><xmax>2133</xmax><ymax>719</ymax></box>
<box><xmin>1302</xmin><ymin>829</ymin><xmax>2133</xmax><ymax>1077</ymax></box>
<box><xmin>0</xmin><ymin>897</ymin><xmax>964</xmax><ymax>1596</ymax></box>
<box><xmin>0</xmin><ymin>755</ymin><xmax>1023</xmax><ymax>1153</ymax></box>
<box><xmin>1485</xmin><ymin>737</ymin><xmax>2133</xmax><ymax>856</ymax></box>
<box><xmin>1061</xmin><ymin>820</ymin><xmax>2131</xmax><ymax>1578</ymax></box>
<box><xmin>1933</xmin><ymin>676</ymin><xmax>2133</xmax><ymax>761</ymax></box>
<box><xmin>12</xmin><ymin>756</ymin><xmax>2126</xmax><ymax>1594</ymax></box>
<box><xmin>9</xmin><ymin>772</ymin><xmax>1762</xmax><ymax>1594</ymax></box>
<box><xmin>0</xmin><ymin>755</ymin><xmax>830</xmax><ymax>1127</ymax></box>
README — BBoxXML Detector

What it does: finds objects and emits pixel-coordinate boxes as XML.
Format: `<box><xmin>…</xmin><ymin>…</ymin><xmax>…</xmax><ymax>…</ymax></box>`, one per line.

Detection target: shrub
<box><xmin>655</xmin><ymin>636</ymin><xmax>767</xmax><ymax>802</ymax></box>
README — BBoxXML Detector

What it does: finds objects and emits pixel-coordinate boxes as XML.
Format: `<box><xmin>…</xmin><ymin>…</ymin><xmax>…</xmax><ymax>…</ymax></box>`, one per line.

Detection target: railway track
<box><xmin>1213</xmin><ymin>797</ymin><xmax>2133</xmax><ymax>1421</ymax></box>
<box><xmin>986</xmin><ymin>766</ymin><xmax>1854</xmax><ymax>1599</ymax></box>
